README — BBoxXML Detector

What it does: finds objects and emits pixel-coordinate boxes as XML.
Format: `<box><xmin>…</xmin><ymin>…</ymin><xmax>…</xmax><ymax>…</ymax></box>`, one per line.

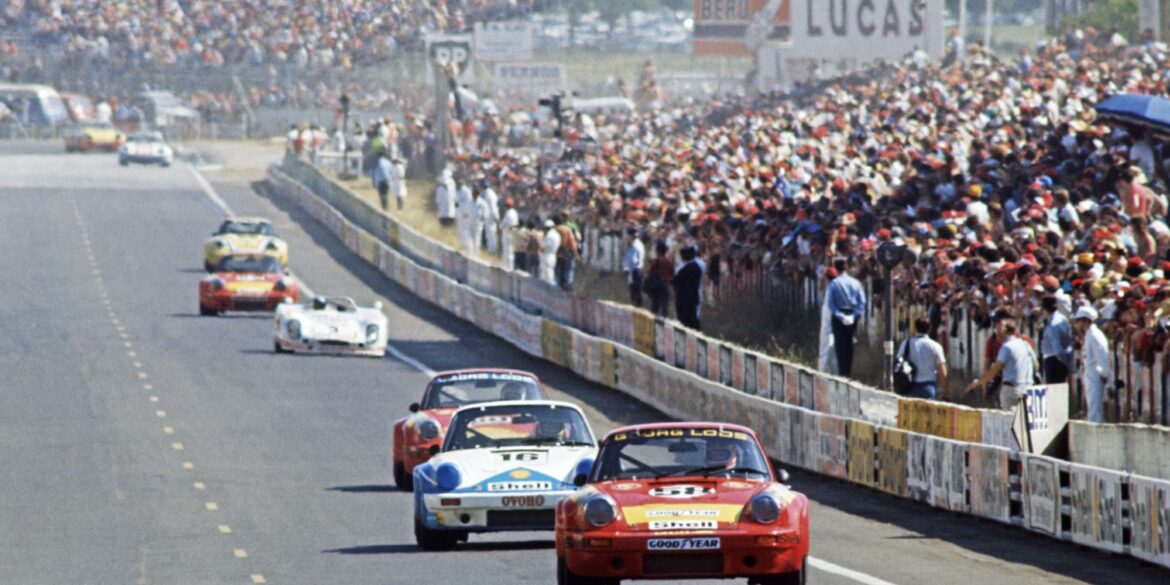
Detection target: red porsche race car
<box><xmin>391</xmin><ymin>369</ymin><xmax>547</xmax><ymax>490</ymax></box>
<box><xmin>555</xmin><ymin>422</ymin><xmax>809</xmax><ymax>585</ymax></box>
<box><xmin>198</xmin><ymin>254</ymin><xmax>300</xmax><ymax>316</ymax></box>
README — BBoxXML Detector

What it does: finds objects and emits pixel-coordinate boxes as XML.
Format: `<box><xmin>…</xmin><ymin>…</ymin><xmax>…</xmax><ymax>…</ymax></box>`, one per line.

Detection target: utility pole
<box><xmin>959</xmin><ymin>0</ymin><xmax>968</xmax><ymax>58</ymax></box>
<box><xmin>339</xmin><ymin>93</ymin><xmax>351</xmax><ymax>177</ymax></box>
<box><xmin>984</xmin><ymin>0</ymin><xmax>995</xmax><ymax>52</ymax></box>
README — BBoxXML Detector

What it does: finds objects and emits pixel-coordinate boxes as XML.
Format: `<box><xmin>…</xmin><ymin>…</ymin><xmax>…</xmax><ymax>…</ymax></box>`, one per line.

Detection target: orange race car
<box><xmin>391</xmin><ymin>369</ymin><xmax>547</xmax><ymax>490</ymax></box>
<box><xmin>556</xmin><ymin>422</ymin><xmax>809</xmax><ymax>585</ymax></box>
<box><xmin>198</xmin><ymin>254</ymin><xmax>300</xmax><ymax>315</ymax></box>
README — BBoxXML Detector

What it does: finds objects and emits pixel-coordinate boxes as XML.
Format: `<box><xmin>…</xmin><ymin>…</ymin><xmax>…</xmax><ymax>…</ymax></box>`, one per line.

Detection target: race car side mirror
<box><xmin>778</xmin><ymin>469</ymin><xmax>790</xmax><ymax>484</ymax></box>
<box><xmin>429</xmin><ymin>445</ymin><xmax>441</xmax><ymax>456</ymax></box>
<box><xmin>409</xmin><ymin>403</ymin><xmax>419</xmax><ymax>413</ymax></box>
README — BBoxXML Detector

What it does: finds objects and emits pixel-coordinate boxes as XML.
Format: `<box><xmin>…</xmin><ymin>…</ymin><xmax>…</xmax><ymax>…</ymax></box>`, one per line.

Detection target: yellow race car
<box><xmin>203</xmin><ymin>217</ymin><xmax>289</xmax><ymax>272</ymax></box>
<box><xmin>63</xmin><ymin>121</ymin><xmax>125</xmax><ymax>152</ymax></box>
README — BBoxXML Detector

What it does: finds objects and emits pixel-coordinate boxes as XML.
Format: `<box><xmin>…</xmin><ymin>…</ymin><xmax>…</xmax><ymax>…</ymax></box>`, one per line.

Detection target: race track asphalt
<box><xmin>0</xmin><ymin>142</ymin><xmax>1165</xmax><ymax>585</ymax></box>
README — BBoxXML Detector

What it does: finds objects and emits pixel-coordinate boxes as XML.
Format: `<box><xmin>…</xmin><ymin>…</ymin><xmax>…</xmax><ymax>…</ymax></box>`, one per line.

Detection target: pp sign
<box><xmin>427</xmin><ymin>35</ymin><xmax>474</xmax><ymax>77</ymax></box>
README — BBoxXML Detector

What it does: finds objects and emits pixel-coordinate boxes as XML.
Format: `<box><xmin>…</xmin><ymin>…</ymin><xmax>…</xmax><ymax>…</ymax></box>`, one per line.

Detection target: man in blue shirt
<box><xmin>1038</xmin><ymin>296</ymin><xmax>1072</xmax><ymax>384</ymax></box>
<box><xmin>824</xmin><ymin>257</ymin><xmax>867</xmax><ymax>376</ymax></box>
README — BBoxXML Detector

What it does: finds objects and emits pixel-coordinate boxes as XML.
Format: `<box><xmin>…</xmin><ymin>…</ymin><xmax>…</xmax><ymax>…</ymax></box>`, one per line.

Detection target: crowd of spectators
<box><xmin>443</xmin><ymin>28</ymin><xmax>1170</xmax><ymax>413</ymax></box>
<box><xmin>2</xmin><ymin>0</ymin><xmax>554</xmax><ymax>70</ymax></box>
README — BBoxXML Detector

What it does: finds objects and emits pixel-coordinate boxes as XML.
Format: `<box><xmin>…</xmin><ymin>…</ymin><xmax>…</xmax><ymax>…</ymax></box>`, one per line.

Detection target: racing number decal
<box><xmin>649</xmin><ymin>485</ymin><xmax>716</xmax><ymax>499</ymax></box>
<box><xmin>500</xmin><ymin>452</ymin><xmax>541</xmax><ymax>462</ymax></box>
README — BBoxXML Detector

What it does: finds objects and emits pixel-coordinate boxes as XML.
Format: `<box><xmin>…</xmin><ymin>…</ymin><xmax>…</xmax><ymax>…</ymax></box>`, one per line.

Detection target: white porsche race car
<box><xmin>118</xmin><ymin>131</ymin><xmax>174</xmax><ymax>167</ymax></box>
<box><xmin>413</xmin><ymin>400</ymin><xmax>597</xmax><ymax>549</ymax></box>
<box><xmin>274</xmin><ymin>296</ymin><xmax>388</xmax><ymax>357</ymax></box>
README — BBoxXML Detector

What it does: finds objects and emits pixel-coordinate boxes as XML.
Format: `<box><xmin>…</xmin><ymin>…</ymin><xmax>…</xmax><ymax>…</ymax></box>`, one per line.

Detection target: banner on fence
<box><xmin>541</xmin><ymin>319</ymin><xmax>571</xmax><ymax>368</ymax></box>
<box><xmin>968</xmin><ymin>445</ymin><xmax>1011</xmax><ymax>523</ymax></box>
<box><xmin>475</xmin><ymin>21</ymin><xmax>534</xmax><ymax>62</ymax></box>
<box><xmin>926</xmin><ymin>437</ymin><xmax>967</xmax><ymax>512</ymax></box>
<box><xmin>907</xmin><ymin>433</ymin><xmax>930</xmax><ymax>502</ymax></box>
<box><xmin>818</xmin><ymin>415</ymin><xmax>848</xmax><ymax>479</ymax></box>
<box><xmin>1013</xmin><ymin>384</ymin><xmax>1070</xmax><ymax>455</ymax></box>
<box><xmin>877</xmin><ymin>427</ymin><xmax>909</xmax><ymax>497</ymax></box>
<box><xmin>1129</xmin><ymin>475</ymin><xmax>1170</xmax><ymax>568</ymax></box>
<box><xmin>1024</xmin><ymin>455</ymin><xmax>1061</xmax><ymax>537</ymax></box>
<box><xmin>1069</xmin><ymin>465</ymin><xmax>1126</xmax><ymax>553</ymax></box>
<box><xmin>847</xmin><ymin>420</ymin><xmax>876</xmax><ymax>487</ymax></box>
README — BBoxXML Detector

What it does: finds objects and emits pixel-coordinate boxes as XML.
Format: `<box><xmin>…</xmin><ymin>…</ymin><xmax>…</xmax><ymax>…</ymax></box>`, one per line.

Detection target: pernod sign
<box><xmin>790</xmin><ymin>0</ymin><xmax>943</xmax><ymax>61</ymax></box>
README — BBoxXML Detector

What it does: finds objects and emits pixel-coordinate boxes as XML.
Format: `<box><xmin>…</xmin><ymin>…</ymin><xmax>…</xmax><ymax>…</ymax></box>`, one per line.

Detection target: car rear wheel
<box><xmin>557</xmin><ymin>557</ymin><xmax>618</xmax><ymax>585</ymax></box>
<box><xmin>757</xmin><ymin>555</ymin><xmax>806</xmax><ymax>585</ymax></box>
<box><xmin>119</xmin><ymin>158</ymin><xmax>129</xmax><ymax>166</ymax></box>
<box><xmin>393</xmin><ymin>461</ymin><xmax>412</xmax><ymax>491</ymax></box>
<box><xmin>199</xmin><ymin>303</ymin><xmax>218</xmax><ymax>316</ymax></box>
<box><xmin>274</xmin><ymin>340</ymin><xmax>290</xmax><ymax>354</ymax></box>
<box><xmin>413</xmin><ymin>514</ymin><xmax>461</xmax><ymax>551</ymax></box>
<box><xmin>203</xmin><ymin>261</ymin><xmax>214</xmax><ymax>272</ymax></box>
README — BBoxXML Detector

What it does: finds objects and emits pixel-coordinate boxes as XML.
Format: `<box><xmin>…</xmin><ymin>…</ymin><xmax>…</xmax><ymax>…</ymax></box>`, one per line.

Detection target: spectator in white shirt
<box><xmin>1073</xmin><ymin>306</ymin><xmax>1112</xmax><ymax>423</ymax></box>
<box><xmin>899</xmin><ymin>317</ymin><xmax>948</xmax><ymax>400</ymax></box>
<box><xmin>622</xmin><ymin>229</ymin><xmax>645</xmax><ymax>307</ymax></box>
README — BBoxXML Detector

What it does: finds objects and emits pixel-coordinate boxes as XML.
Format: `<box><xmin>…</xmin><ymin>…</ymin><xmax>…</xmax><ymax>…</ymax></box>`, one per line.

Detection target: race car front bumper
<box><xmin>277</xmin><ymin>338</ymin><xmax>385</xmax><ymax>357</ymax></box>
<box><xmin>561</xmin><ymin>528</ymin><xmax>805</xmax><ymax>579</ymax></box>
<box><xmin>203</xmin><ymin>290</ymin><xmax>298</xmax><ymax>312</ymax></box>
<box><xmin>419</xmin><ymin>490</ymin><xmax>577</xmax><ymax>533</ymax></box>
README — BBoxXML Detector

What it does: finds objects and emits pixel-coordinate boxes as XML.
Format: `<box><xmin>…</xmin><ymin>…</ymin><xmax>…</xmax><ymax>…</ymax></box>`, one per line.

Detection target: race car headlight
<box><xmin>266</xmin><ymin>241</ymin><xmax>280</xmax><ymax>251</ymax></box>
<box><xmin>435</xmin><ymin>462</ymin><xmax>461</xmax><ymax>491</ymax></box>
<box><xmin>365</xmin><ymin>324</ymin><xmax>380</xmax><ymax>343</ymax></box>
<box><xmin>214</xmin><ymin>240</ymin><xmax>225</xmax><ymax>248</ymax></box>
<box><xmin>749</xmin><ymin>493</ymin><xmax>781</xmax><ymax>524</ymax></box>
<box><xmin>210</xmin><ymin>278</ymin><xmax>225</xmax><ymax>291</ymax></box>
<box><xmin>274</xmin><ymin>278</ymin><xmax>288</xmax><ymax>292</ymax></box>
<box><xmin>287</xmin><ymin>319</ymin><xmax>301</xmax><ymax>340</ymax></box>
<box><xmin>583</xmin><ymin>496</ymin><xmax>616</xmax><ymax>528</ymax></box>
<box><xmin>416</xmin><ymin>418</ymin><xmax>440</xmax><ymax>441</ymax></box>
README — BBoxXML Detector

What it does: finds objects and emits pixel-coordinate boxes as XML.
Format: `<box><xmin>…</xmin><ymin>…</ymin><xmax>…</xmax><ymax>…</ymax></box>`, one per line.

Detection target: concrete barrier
<box><xmin>1069</xmin><ymin>421</ymin><xmax>1170</xmax><ymax>480</ymax></box>
<box><xmin>268</xmin><ymin>163</ymin><xmax>1170</xmax><ymax>571</ymax></box>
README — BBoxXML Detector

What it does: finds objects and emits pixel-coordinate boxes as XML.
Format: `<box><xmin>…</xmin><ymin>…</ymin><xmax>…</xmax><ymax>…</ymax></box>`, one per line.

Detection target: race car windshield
<box><xmin>219</xmin><ymin>221</ymin><xmax>275</xmax><ymax>236</ymax></box>
<box><xmin>215</xmin><ymin>255</ymin><xmax>282</xmax><ymax>274</ymax></box>
<box><xmin>128</xmin><ymin>133</ymin><xmax>163</xmax><ymax>143</ymax></box>
<box><xmin>444</xmin><ymin>404</ymin><xmax>593</xmax><ymax>451</ymax></box>
<box><xmin>422</xmin><ymin>373</ymin><xmax>542</xmax><ymax>409</ymax></box>
<box><xmin>593</xmin><ymin>428</ymin><xmax>771</xmax><ymax>482</ymax></box>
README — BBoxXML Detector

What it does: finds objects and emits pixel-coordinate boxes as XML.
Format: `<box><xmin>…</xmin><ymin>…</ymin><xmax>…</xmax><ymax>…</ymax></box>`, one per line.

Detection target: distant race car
<box><xmin>555</xmin><ymin>422</ymin><xmax>809</xmax><ymax>585</ymax></box>
<box><xmin>393</xmin><ymin>369</ymin><xmax>547</xmax><ymax>490</ymax></box>
<box><xmin>274</xmin><ymin>296</ymin><xmax>387</xmax><ymax>357</ymax></box>
<box><xmin>413</xmin><ymin>400</ymin><xmax>597</xmax><ymax>550</ymax></box>
<box><xmin>63</xmin><ymin>121</ymin><xmax>125</xmax><ymax>152</ymax></box>
<box><xmin>204</xmin><ymin>216</ymin><xmax>288</xmax><ymax>271</ymax></box>
<box><xmin>198</xmin><ymin>254</ymin><xmax>300</xmax><ymax>316</ymax></box>
<box><xmin>118</xmin><ymin>131</ymin><xmax>173</xmax><ymax>167</ymax></box>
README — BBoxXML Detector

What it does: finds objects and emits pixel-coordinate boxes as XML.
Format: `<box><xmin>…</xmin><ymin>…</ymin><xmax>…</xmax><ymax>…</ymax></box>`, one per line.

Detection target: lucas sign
<box><xmin>790</xmin><ymin>0</ymin><xmax>944</xmax><ymax>61</ymax></box>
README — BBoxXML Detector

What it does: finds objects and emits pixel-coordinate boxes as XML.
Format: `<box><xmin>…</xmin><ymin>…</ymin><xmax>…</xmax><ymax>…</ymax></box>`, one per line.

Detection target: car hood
<box><xmin>284</xmin><ymin>309</ymin><xmax>380</xmax><ymax>342</ymax></box>
<box><xmin>596</xmin><ymin>478</ymin><xmax>778</xmax><ymax>531</ymax></box>
<box><xmin>213</xmin><ymin>234</ymin><xmax>281</xmax><ymax>253</ymax></box>
<box><xmin>429</xmin><ymin>445</ymin><xmax>596</xmax><ymax>492</ymax></box>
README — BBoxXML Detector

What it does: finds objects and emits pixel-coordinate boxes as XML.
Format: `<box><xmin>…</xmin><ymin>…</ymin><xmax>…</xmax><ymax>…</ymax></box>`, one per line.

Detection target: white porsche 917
<box><xmin>413</xmin><ymin>401</ymin><xmax>597</xmax><ymax>549</ymax></box>
<box><xmin>274</xmin><ymin>296</ymin><xmax>387</xmax><ymax>357</ymax></box>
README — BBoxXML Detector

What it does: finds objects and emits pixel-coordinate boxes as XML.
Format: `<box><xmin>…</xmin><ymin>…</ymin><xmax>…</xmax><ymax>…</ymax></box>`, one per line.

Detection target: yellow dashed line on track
<box><xmin>133</xmin><ymin>362</ymin><xmax>142</xmax><ymax>369</ymax></box>
<box><xmin>143</xmin><ymin>383</ymin><xmax>152</xmax><ymax>390</ymax></box>
<box><xmin>127</xmin><ymin>351</ymin><xmax>136</xmax><ymax>358</ymax></box>
<box><xmin>171</xmin><ymin>443</ymin><xmax>184</xmax><ymax>451</ymax></box>
<box><xmin>193</xmin><ymin>482</ymin><xmax>206</xmax><ymax>490</ymax></box>
<box><xmin>205</xmin><ymin>502</ymin><xmax>219</xmax><ymax>511</ymax></box>
<box><xmin>137</xmin><ymin>372</ymin><xmax>148</xmax><ymax>379</ymax></box>
<box><xmin>155</xmin><ymin>410</ymin><xmax>166</xmax><ymax>418</ymax></box>
<box><xmin>163</xmin><ymin>426</ymin><xmax>173</xmax><ymax>434</ymax></box>
<box><xmin>150</xmin><ymin>396</ymin><xmax>159</xmax><ymax>403</ymax></box>
<box><xmin>218</xmin><ymin>525</ymin><xmax>232</xmax><ymax>534</ymax></box>
<box><xmin>233</xmin><ymin>549</ymin><xmax>248</xmax><ymax>559</ymax></box>
<box><xmin>182</xmin><ymin>461</ymin><xmax>194</xmax><ymax>469</ymax></box>
<box><xmin>123</xmin><ymin>341</ymin><xmax>133</xmax><ymax>348</ymax></box>
<box><xmin>251</xmin><ymin>574</ymin><xmax>267</xmax><ymax>584</ymax></box>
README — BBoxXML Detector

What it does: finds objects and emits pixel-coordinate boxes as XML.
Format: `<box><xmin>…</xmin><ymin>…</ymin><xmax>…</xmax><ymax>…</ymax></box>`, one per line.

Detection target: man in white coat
<box><xmin>455</xmin><ymin>181</ymin><xmax>476</xmax><ymax>254</ymax></box>
<box><xmin>539</xmin><ymin>219</ymin><xmax>561</xmax><ymax>285</ymax></box>
<box><xmin>480</xmin><ymin>181</ymin><xmax>501</xmax><ymax>254</ymax></box>
<box><xmin>817</xmin><ymin>267</ymin><xmax>839</xmax><ymax>375</ymax></box>
<box><xmin>499</xmin><ymin>198</ymin><xmax>520</xmax><ymax>271</ymax></box>
<box><xmin>390</xmin><ymin>157</ymin><xmax>407</xmax><ymax>210</ymax></box>
<box><xmin>1073</xmin><ymin>306</ymin><xmax>1111</xmax><ymax>423</ymax></box>
<box><xmin>435</xmin><ymin>167</ymin><xmax>457</xmax><ymax>225</ymax></box>
<box><xmin>472</xmin><ymin>190</ymin><xmax>491</xmax><ymax>256</ymax></box>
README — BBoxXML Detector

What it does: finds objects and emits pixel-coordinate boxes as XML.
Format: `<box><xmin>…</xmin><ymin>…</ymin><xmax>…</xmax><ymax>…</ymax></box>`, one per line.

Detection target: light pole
<box><xmin>339</xmin><ymin>93</ymin><xmax>351</xmax><ymax>177</ymax></box>
<box><xmin>876</xmin><ymin>240</ymin><xmax>907</xmax><ymax>391</ymax></box>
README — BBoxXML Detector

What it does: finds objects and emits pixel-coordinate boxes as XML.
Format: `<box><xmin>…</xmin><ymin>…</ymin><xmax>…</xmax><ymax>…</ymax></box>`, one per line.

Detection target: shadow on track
<box><xmin>327</xmin><ymin>484</ymin><xmax>397</xmax><ymax>493</ymax></box>
<box><xmin>324</xmin><ymin>540</ymin><xmax>552</xmax><ymax>555</ymax></box>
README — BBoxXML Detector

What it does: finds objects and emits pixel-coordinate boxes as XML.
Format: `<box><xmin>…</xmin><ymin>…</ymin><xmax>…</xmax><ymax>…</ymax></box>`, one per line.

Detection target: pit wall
<box><xmin>267</xmin><ymin>161</ymin><xmax>1170</xmax><ymax>569</ymax></box>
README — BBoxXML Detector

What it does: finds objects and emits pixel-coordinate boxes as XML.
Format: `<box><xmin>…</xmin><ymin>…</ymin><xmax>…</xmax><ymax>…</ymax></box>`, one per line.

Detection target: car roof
<box><xmin>224</xmin><ymin>216</ymin><xmax>271</xmax><ymax>224</ymax></box>
<box><xmin>451</xmin><ymin>400</ymin><xmax>583</xmax><ymax>416</ymax></box>
<box><xmin>430</xmin><ymin>368</ymin><xmax>540</xmax><ymax>380</ymax></box>
<box><xmin>605</xmin><ymin>421</ymin><xmax>757</xmax><ymax>437</ymax></box>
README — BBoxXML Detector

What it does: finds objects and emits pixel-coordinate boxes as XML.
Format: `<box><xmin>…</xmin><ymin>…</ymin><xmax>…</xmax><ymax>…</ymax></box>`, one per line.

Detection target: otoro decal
<box><xmin>649</xmin><ymin>519</ymin><xmax>718</xmax><ymax>530</ymax></box>
<box><xmin>649</xmin><ymin>485</ymin><xmax>715</xmax><ymax>498</ymax></box>
<box><xmin>501</xmin><ymin>495</ymin><xmax>545</xmax><ymax>507</ymax></box>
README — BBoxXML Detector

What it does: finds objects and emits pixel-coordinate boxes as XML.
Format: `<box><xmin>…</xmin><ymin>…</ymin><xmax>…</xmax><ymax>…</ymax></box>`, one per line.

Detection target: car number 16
<box><xmin>646</xmin><ymin>537</ymin><xmax>720</xmax><ymax>551</ymax></box>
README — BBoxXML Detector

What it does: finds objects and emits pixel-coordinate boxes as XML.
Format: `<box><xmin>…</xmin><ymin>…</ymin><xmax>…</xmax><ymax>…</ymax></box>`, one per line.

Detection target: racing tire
<box><xmin>413</xmin><ymin>515</ymin><xmax>461</xmax><ymax>551</ymax></box>
<box><xmin>203</xmin><ymin>261</ymin><xmax>214</xmax><ymax>272</ymax></box>
<box><xmin>758</xmin><ymin>555</ymin><xmax>806</xmax><ymax>585</ymax></box>
<box><xmin>274</xmin><ymin>340</ymin><xmax>290</xmax><ymax>354</ymax></box>
<box><xmin>393</xmin><ymin>461</ymin><xmax>412</xmax><ymax>491</ymax></box>
<box><xmin>161</xmin><ymin>161</ymin><xmax>171</xmax><ymax>168</ymax></box>
<box><xmin>198</xmin><ymin>303</ymin><xmax>218</xmax><ymax>316</ymax></box>
<box><xmin>119</xmin><ymin>158</ymin><xmax>129</xmax><ymax>167</ymax></box>
<box><xmin>557</xmin><ymin>557</ymin><xmax>618</xmax><ymax>585</ymax></box>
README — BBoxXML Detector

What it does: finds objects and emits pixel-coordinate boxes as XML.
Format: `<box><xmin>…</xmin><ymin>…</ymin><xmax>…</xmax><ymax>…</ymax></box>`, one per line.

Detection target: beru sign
<box><xmin>790</xmin><ymin>0</ymin><xmax>943</xmax><ymax>61</ymax></box>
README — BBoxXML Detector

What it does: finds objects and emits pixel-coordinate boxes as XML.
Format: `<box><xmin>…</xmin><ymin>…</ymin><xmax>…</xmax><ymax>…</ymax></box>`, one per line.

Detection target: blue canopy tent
<box><xmin>1095</xmin><ymin>94</ymin><xmax>1170</xmax><ymax>134</ymax></box>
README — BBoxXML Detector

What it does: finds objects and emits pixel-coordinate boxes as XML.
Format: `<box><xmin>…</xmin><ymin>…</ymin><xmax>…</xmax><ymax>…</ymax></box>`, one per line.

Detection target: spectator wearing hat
<box><xmin>539</xmin><ymin>219</ymin><xmax>560</xmax><ymax>286</ymax></box>
<box><xmin>1073</xmin><ymin>306</ymin><xmax>1111</xmax><ymax>423</ymax></box>
<box><xmin>672</xmin><ymin>245</ymin><xmax>704</xmax><ymax>330</ymax></box>
<box><xmin>965</xmin><ymin>316</ymin><xmax>1038</xmax><ymax>411</ymax></box>
<box><xmin>824</xmin><ymin>257</ymin><xmax>867</xmax><ymax>377</ymax></box>
<box><xmin>499</xmin><ymin>198</ymin><xmax>520</xmax><ymax>271</ymax></box>
<box><xmin>622</xmin><ymin>228</ymin><xmax>646</xmax><ymax>307</ymax></box>
<box><xmin>1039</xmin><ymin>295</ymin><xmax>1073</xmax><ymax>384</ymax></box>
<box><xmin>645</xmin><ymin>241</ymin><xmax>675</xmax><ymax>317</ymax></box>
<box><xmin>898</xmin><ymin>317</ymin><xmax>948</xmax><ymax>400</ymax></box>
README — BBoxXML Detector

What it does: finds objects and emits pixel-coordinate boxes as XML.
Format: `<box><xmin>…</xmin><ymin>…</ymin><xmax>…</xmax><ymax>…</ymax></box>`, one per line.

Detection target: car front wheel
<box><xmin>757</xmin><ymin>555</ymin><xmax>806</xmax><ymax>585</ymax></box>
<box><xmin>557</xmin><ymin>557</ymin><xmax>618</xmax><ymax>585</ymax></box>
<box><xmin>393</xmin><ymin>461</ymin><xmax>412</xmax><ymax>491</ymax></box>
<box><xmin>199</xmin><ymin>303</ymin><xmax>218</xmax><ymax>316</ymax></box>
<box><xmin>413</xmin><ymin>514</ymin><xmax>461</xmax><ymax>551</ymax></box>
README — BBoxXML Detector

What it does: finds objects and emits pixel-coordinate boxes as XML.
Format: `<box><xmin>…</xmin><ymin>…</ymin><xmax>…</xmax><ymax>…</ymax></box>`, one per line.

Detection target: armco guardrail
<box><xmin>267</xmin><ymin>162</ymin><xmax>1170</xmax><ymax>570</ymax></box>
<box><xmin>277</xmin><ymin>155</ymin><xmax>1020</xmax><ymax>449</ymax></box>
